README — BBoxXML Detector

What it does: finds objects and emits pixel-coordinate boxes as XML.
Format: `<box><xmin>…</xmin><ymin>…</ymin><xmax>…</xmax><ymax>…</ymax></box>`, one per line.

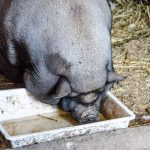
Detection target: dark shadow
<box><xmin>0</xmin><ymin>132</ymin><xmax>11</xmax><ymax>149</ymax></box>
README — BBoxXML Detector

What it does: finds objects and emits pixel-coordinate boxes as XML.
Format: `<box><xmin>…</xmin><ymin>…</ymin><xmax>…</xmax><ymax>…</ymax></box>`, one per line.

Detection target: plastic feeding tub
<box><xmin>0</xmin><ymin>88</ymin><xmax>135</xmax><ymax>148</ymax></box>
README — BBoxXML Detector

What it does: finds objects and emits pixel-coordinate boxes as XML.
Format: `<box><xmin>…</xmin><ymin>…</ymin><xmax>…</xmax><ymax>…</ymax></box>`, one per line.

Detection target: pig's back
<box><xmin>4</xmin><ymin>0</ymin><xmax>112</xmax><ymax>93</ymax></box>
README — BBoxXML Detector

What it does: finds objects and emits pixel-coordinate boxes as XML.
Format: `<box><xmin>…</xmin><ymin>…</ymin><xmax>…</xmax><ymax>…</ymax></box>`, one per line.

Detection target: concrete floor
<box><xmin>6</xmin><ymin>126</ymin><xmax>149</xmax><ymax>150</ymax></box>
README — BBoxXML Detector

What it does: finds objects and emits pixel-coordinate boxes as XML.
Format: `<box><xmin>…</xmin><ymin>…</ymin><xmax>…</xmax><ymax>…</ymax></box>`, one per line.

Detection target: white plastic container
<box><xmin>0</xmin><ymin>88</ymin><xmax>135</xmax><ymax>148</ymax></box>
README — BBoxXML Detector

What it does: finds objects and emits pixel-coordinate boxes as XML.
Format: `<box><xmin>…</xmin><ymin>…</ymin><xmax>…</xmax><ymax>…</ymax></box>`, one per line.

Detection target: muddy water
<box><xmin>2</xmin><ymin>111</ymin><xmax>106</xmax><ymax>136</ymax></box>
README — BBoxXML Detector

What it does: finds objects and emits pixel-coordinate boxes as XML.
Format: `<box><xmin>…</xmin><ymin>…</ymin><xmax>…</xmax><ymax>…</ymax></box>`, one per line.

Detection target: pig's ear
<box><xmin>54</xmin><ymin>78</ymin><xmax>71</xmax><ymax>98</ymax></box>
<box><xmin>107</xmin><ymin>71</ymin><xmax>126</xmax><ymax>83</ymax></box>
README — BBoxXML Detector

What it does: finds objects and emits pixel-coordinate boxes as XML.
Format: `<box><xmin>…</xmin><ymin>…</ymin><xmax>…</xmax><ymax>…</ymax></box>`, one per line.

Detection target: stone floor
<box><xmin>4</xmin><ymin>125</ymin><xmax>149</xmax><ymax>150</ymax></box>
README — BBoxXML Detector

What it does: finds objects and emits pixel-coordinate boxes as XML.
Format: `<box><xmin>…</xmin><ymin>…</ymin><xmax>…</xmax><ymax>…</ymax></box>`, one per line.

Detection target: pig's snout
<box><xmin>60</xmin><ymin>92</ymin><xmax>103</xmax><ymax>124</ymax></box>
<box><xmin>72</xmin><ymin>105</ymin><xmax>99</xmax><ymax>124</ymax></box>
<box><xmin>78</xmin><ymin>108</ymin><xmax>99</xmax><ymax>124</ymax></box>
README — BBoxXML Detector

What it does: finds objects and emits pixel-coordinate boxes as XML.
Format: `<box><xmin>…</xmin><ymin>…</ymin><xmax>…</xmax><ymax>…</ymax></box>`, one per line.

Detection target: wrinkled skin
<box><xmin>0</xmin><ymin>0</ymin><xmax>123</xmax><ymax>123</ymax></box>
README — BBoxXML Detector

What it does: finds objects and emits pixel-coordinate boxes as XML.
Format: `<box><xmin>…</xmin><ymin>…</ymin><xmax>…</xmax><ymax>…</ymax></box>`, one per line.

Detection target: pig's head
<box><xmin>56</xmin><ymin>71</ymin><xmax>124</xmax><ymax>124</ymax></box>
<box><xmin>54</xmin><ymin>71</ymin><xmax>124</xmax><ymax>104</ymax></box>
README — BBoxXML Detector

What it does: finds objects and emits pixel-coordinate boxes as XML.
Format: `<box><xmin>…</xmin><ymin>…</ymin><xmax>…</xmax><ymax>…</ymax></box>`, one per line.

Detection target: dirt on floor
<box><xmin>112</xmin><ymin>37</ymin><xmax>150</xmax><ymax>125</ymax></box>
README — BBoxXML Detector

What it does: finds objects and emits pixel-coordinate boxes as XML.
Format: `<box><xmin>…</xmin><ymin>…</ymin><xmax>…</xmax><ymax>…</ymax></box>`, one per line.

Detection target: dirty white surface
<box><xmin>0</xmin><ymin>89</ymin><xmax>135</xmax><ymax>148</ymax></box>
<box><xmin>0</xmin><ymin>89</ymin><xmax>56</xmax><ymax>122</ymax></box>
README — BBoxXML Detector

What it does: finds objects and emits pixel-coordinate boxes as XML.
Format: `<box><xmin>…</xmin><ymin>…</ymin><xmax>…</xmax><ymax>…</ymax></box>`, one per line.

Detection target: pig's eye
<box><xmin>92</xmin><ymin>94</ymin><xmax>98</xmax><ymax>101</ymax></box>
<box><xmin>97</xmin><ymin>86</ymin><xmax>105</xmax><ymax>93</ymax></box>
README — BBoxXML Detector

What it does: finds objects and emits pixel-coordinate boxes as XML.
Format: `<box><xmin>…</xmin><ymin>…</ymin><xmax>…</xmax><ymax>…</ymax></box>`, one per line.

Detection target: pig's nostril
<box><xmin>80</xmin><ymin>109</ymin><xmax>97</xmax><ymax>118</ymax></box>
<box><xmin>80</xmin><ymin>115</ymin><xmax>99</xmax><ymax>124</ymax></box>
<box><xmin>79</xmin><ymin>109</ymin><xmax>99</xmax><ymax>124</ymax></box>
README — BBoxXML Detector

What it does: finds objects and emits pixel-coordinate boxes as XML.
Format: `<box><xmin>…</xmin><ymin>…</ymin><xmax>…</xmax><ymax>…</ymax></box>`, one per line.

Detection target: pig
<box><xmin>0</xmin><ymin>0</ymin><xmax>124</xmax><ymax>123</ymax></box>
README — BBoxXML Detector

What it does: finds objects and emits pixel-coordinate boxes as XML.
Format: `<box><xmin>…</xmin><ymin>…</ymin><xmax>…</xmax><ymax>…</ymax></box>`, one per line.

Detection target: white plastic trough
<box><xmin>0</xmin><ymin>88</ymin><xmax>135</xmax><ymax>148</ymax></box>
